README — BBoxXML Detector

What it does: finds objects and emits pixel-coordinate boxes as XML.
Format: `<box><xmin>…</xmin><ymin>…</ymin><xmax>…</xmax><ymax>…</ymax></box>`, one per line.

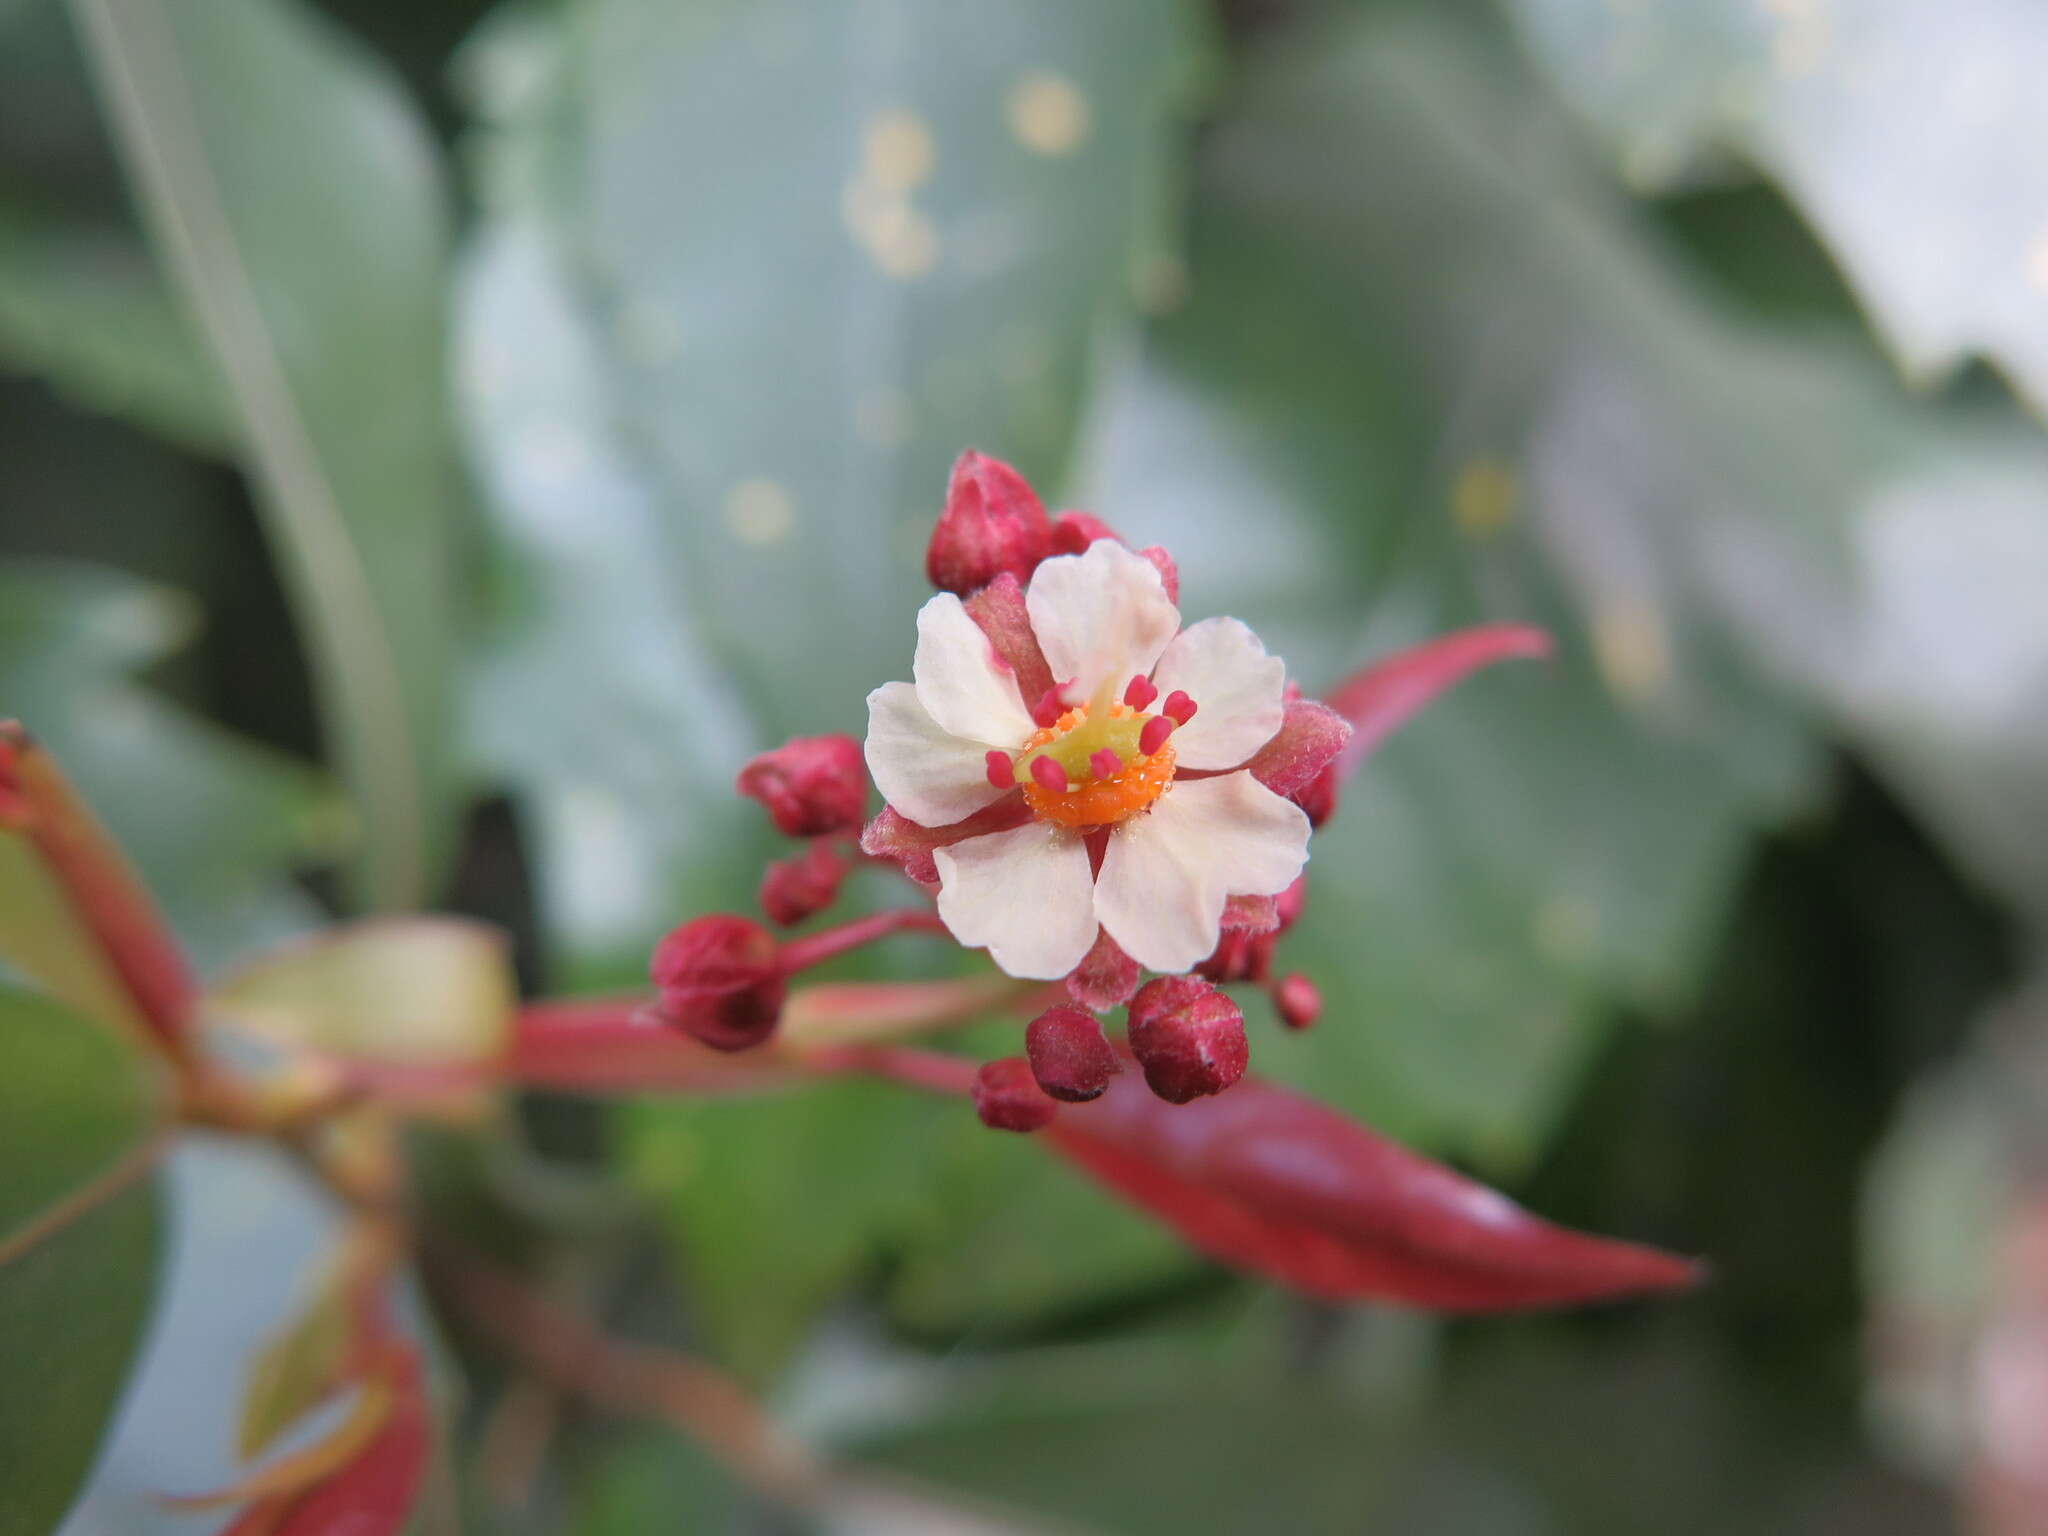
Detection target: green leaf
<box><xmin>235</xmin><ymin>1248</ymin><xmax>354</xmax><ymax>1461</ymax></box>
<box><xmin>1501</xmin><ymin>0</ymin><xmax>2048</xmax><ymax>416</ymax></box>
<box><xmin>0</xmin><ymin>559</ymin><xmax>331</xmax><ymax>970</ymax></box>
<box><xmin>70</xmin><ymin>0</ymin><xmax>466</xmax><ymax>910</ymax></box>
<box><xmin>208</xmin><ymin>916</ymin><xmax>517</xmax><ymax>1066</ymax></box>
<box><xmin>0</xmin><ymin>986</ymin><xmax>166</xmax><ymax>1536</ymax></box>
<box><xmin>0</xmin><ymin>200</ymin><xmax>231</xmax><ymax>454</ymax></box>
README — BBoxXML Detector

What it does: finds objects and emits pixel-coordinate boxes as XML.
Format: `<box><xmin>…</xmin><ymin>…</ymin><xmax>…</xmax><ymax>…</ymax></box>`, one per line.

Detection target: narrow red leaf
<box><xmin>215</xmin><ymin>1349</ymin><xmax>431</xmax><ymax>1536</ymax></box>
<box><xmin>1045</xmin><ymin>1071</ymin><xmax>1698</xmax><ymax>1310</ymax></box>
<box><xmin>1325</xmin><ymin>624</ymin><xmax>1552</xmax><ymax>774</ymax></box>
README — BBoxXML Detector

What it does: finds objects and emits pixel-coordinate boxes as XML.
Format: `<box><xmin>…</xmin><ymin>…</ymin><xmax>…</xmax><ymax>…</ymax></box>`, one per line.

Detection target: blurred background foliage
<box><xmin>4</xmin><ymin>0</ymin><xmax>2046</xmax><ymax>1529</ymax></box>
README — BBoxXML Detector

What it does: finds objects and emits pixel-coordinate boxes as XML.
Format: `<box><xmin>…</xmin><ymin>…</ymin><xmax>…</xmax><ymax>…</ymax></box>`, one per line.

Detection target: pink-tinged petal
<box><xmin>864</xmin><ymin>681</ymin><xmax>1008</xmax><ymax>828</ymax></box>
<box><xmin>1094</xmin><ymin>772</ymin><xmax>1310</xmax><ymax>974</ymax></box>
<box><xmin>913</xmin><ymin>592</ymin><xmax>1036</xmax><ymax>745</ymax></box>
<box><xmin>1237</xmin><ymin>698</ymin><xmax>1352</xmax><ymax>800</ymax></box>
<box><xmin>1327</xmin><ymin>624</ymin><xmax>1552</xmax><ymax>774</ymax></box>
<box><xmin>1026</xmin><ymin>541</ymin><xmax>1180</xmax><ymax>704</ymax></box>
<box><xmin>1046</xmin><ymin>1071</ymin><xmax>1701</xmax><ymax>1309</ymax></box>
<box><xmin>963</xmin><ymin>573</ymin><xmax>1056</xmax><ymax>709</ymax></box>
<box><xmin>860</xmin><ymin>798</ymin><xmax>1031</xmax><ymax>885</ymax></box>
<box><xmin>1149</xmin><ymin>617</ymin><xmax>1287</xmax><ymax>770</ymax></box>
<box><xmin>934</xmin><ymin>821</ymin><xmax>1098</xmax><ymax>980</ymax></box>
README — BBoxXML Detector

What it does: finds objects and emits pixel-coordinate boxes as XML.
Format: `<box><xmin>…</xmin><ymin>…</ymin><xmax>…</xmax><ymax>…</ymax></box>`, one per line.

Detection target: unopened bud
<box><xmin>1274</xmin><ymin>973</ymin><xmax>1322</xmax><ymax>1031</ymax></box>
<box><xmin>1024</xmin><ymin>1004</ymin><xmax>1121</xmax><ymax>1102</ymax></box>
<box><xmin>973</xmin><ymin>1056</ymin><xmax>1058</xmax><ymax>1132</ymax></box>
<box><xmin>759</xmin><ymin>841</ymin><xmax>848</xmax><ymax>927</ymax></box>
<box><xmin>650</xmin><ymin>915</ymin><xmax>786</xmax><ymax>1052</ymax></box>
<box><xmin>927</xmin><ymin>450</ymin><xmax>1051</xmax><ymax>594</ymax></box>
<box><xmin>736</xmin><ymin>735</ymin><xmax>867</xmax><ymax>838</ymax></box>
<box><xmin>1274</xmin><ymin>874</ymin><xmax>1308</xmax><ymax>932</ymax></box>
<box><xmin>1126</xmin><ymin>976</ymin><xmax>1248</xmax><ymax>1104</ymax></box>
<box><xmin>1196</xmin><ymin>927</ymin><xmax>1272</xmax><ymax>985</ymax></box>
<box><xmin>1048</xmin><ymin>509</ymin><xmax>1122</xmax><ymax>557</ymax></box>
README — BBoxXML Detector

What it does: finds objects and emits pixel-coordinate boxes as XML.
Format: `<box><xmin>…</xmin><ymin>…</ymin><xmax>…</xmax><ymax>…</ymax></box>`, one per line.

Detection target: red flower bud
<box><xmin>1273</xmin><ymin>973</ymin><xmax>1322</xmax><ymax>1031</ymax></box>
<box><xmin>1274</xmin><ymin>874</ymin><xmax>1308</xmax><ymax>931</ymax></box>
<box><xmin>736</xmin><ymin>735</ymin><xmax>866</xmax><ymax>838</ymax></box>
<box><xmin>927</xmin><ymin>451</ymin><xmax>1052</xmax><ymax>594</ymax></box>
<box><xmin>758</xmin><ymin>841</ymin><xmax>847</xmax><ymax>927</ymax></box>
<box><xmin>1138</xmin><ymin>545</ymin><xmax>1180</xmax><ymax>602</ymax></box>
<box><xmin>973</xmin><ymin>1055</ymin><xmax>1058</xmax><ymax>1132</ymax></box>
<box><xmin>1048</xmin><ymin>509</ymin><xmax>1121</xmax><ymax>556</ymax></box>
<box><xmin>649</xmin><ymin>915</ymin><xmax>786</xmax><ymax>1052</ymax></box>
<box><xmin>1293</xmin><ymin>763</ymin><xmax>1341</xmax><ymax>828</ymax></box>
<box><xmin>1126</xmin><ymin>976</ymin><xmax>1248</xmax><ymax>1104</ymax></box>
<box><xmin>1196</xmin><ymin>927</ymin><xmax>1272</xmax><ymax>985</ymax></box>
<box><xmin>1025</xmin><ymin>1004</ymin><xmax>1122</xmax><ymax>1102</ymax></box>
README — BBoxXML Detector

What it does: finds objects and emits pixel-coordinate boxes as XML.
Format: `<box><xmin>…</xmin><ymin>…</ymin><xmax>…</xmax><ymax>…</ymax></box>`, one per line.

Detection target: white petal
<box><xmin>1027</xmin><ymin>540</ymin><xmax>1180</xmax><ymax>704</ymax></box>
<box><xmin>864</xmin><ymin>681</ymin><xmax>1007</xmax><ymax>828</ymax></box>
<box><xmin>1148</xmin><ymin>617</ymin><xmax>1287</xmax><ymax>770</ymax></box>
<box><xmin>913</xmin><ymin>592</ymin><xmax>1037</xmax><ymax>746</ymax></box>
<box><xmin>934</xmin><ymin>821</ymin><xmax>1099</xmax><ymax>980</ymax></box>
<box><xmin>1094</xmin><ymin>772</ymin><xmax>1310</xmax><ymax>974</ymax></box>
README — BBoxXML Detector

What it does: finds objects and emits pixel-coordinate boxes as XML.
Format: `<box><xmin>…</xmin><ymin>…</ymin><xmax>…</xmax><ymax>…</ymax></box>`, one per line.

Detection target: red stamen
<box><xmin>1138</xmin><ymin>715</ymin><xmax>1175</xmax><ymax>755</ymax></box>
<box><xmin>1122</xmin><ymin>674</ymin><xmax>1158</xmax><ymax>709</ymax></box>
<box><xmin>1089</xmin><ymin>748</ymin><xmax>1122</xmax><ymax>781</ymax></box>
<box><xmin>1031</xmin><ymin>684</ymin><xmax>1069</xmax><ymax>728</ymax></box>
<box><xmin>1162</xmin><ymin>690</ymin><xmax>1198</xmax><ymax>725</ymax></box>
<box><xmin>985</xmin><ymin>751</ymin><xmax>1016</xmax><ymax>789</ymax></box>
<box><xmin>1030</xmin><ymin>755</ymin><xmax>1070</xmax><ymax>793</ymax></box>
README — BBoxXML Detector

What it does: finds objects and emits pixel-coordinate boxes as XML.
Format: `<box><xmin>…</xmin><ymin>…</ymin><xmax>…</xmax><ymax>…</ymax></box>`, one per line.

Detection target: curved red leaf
<box><xmin>1046</xmin><ymin>1071</ymin><xmax>1697</xmax><ymax>1309</ymax></box>
<box><xmin>216</xmin><ymin>1349</ymin><xmax>430</xmax><ymax>1536</ymax></box>
<box><xmin>1326</xmin><ymin>624</ymin><xmax>1552</xmax><ymax>774</ymax></box>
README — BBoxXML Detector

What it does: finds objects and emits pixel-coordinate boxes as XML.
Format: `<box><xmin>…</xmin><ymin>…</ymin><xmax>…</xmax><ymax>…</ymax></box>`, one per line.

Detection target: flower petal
<box><xmin>913</xmin><ymin>592</ymin><xmax>1037</xmax><ymax>746</ymax></box>
<box><xmin>1027</xmin><ymin>540</ymin><xmax>1180</xmax><ymax>704</ymax></box>
<box><xmin>934</xmin><ymin>821</ymin><xmax>1098</xmax><ymax>980</ymax></box>
<box><xmin>1095</xmin><ymin>773</ymin><xmax>1310</xmax><ymax>974</ymax></box>
<box><xmin>864</xmin><ymin>681</ymin><xmax>1008</xmax><ymax>828</ymax></box>
<box><xmin>1149</xmin><ymin>617</ymin><xmax>1287</xmax><ymax>770</ymax></box>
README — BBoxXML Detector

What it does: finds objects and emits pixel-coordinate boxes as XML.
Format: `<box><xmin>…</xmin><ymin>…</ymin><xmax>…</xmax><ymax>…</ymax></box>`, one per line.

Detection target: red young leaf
<box><xmin>215</xmin><ymin>1348</ymin><xmax>431</xmax><ymax>1536</ymax></box>
<box><xmin>1045</xmin><ymin>1070</ymin><xmax>1698</xmax><ymax>1309</ymax></box>
<box><xmin>1326</xmin><ymin>624</ymin><xmax>1552</xmax><ymax>775</ymax></box>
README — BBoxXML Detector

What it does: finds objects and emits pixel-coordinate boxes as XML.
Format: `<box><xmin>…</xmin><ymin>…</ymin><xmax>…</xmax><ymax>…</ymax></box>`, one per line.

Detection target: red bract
<box><xmin>735</xmin><ymin>735</ymin><xmax>867</xmax><ymax>838</ymax></box>
<box><xmin>1239</xmin><ymin>698</ymin><xmax>1352</xmax><ymax>807</ymax></box>
<box><xmin>649</xmin><ymin>916</ymin><xmax>786</xmax><ymax>1052</ymax></box>
<box><xmin>215</xmin><ymin>1349</ymin><xmax>430</xmax><ymax>1536</ymax></box>
<box><xmin>926</xmin><ymin>450</ymin><xmax>1052</xmax><ymax>594</ymax></box>
<box><xmin>861</xmin><ymin>799</ymin><xmax>1030</xmax><ymax>887</ymax></box>
<box><xmin>1065</xmin><ymin>928</ymin><xmax>1142</xmax><ymax>1010</ymax></box>
<box><xmin>1046</xmin><ymin>1072</ymin><xmax>1700</xmax><ymax>1309</ymax></box>
<box><xmin>1326</xmin><ymin>625</ymin><xmax>1553</xmax><ymax>776</ymax></box>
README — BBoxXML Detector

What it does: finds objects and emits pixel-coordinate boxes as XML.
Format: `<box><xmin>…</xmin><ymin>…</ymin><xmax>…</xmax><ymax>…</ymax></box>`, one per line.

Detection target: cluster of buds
<box><xmin>650</xmin><ymin>450</ymin><xmax>1356</xmax><ymax>1128</ymax></box>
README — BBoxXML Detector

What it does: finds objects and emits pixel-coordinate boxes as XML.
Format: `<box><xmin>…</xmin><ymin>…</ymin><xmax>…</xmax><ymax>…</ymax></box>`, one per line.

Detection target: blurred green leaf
<box><xmin>1501</xmin><ymin>0</ymin><xmax>2048</xmax><ymax>417</ymax></box>
<box><xmin>0</xmin><ymin>558</ymin><xmax>330</xmax><ymax>968</ymax></box>
<box><xmin>236</xmin><ymin>1248</ymin><xmax>354</xmax><ymax>1461</ymax></box>
<box><xmin>71</xmin><ymin>0</ymin><xmax>466</xmax><ymax>910</ymax></box>
<box><xmin>0</xmin><ymin>201</ymin><xmax>230</xmax><ymax>453</ymax></box>
<box><xmin>208</xmin><ymin>915</ymin><xmax>516</xmax><ymax>1066</ymax></box>
<box><xmin>0</xmin><ymin>985</ymin><xmax>165</xmax><ymax>1536</ymax></box>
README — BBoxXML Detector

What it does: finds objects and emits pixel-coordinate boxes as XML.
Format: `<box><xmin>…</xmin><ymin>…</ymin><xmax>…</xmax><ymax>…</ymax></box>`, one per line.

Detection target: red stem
<box><xmin>1</xmin><ymin>724</ymin><xmax>197</xmax><ymax>1054</ymax></box>
<box><xmin>806</xmin><ymin>1044</ymin><xmax>978</xmax><ymax>1097</ymax></box>
<box><xmin>778</xmin><ymin>908</ymin><xmax>949</xmax><ymax>973</ymax></box>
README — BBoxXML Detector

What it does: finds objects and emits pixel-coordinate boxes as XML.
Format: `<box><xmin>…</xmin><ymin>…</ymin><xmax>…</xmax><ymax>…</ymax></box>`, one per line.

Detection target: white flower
<box><xmin>864</xmin><ymin>541</ymin><xmax>1311</xmax><ymax>979</ymax></box>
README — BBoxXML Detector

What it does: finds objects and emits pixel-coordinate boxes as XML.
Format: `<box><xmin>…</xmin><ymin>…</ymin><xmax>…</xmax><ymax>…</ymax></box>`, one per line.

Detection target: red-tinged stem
<box><xmin>427</xmin><ymin>1247</ymin><xmax>826</xmax><ymax>1504</ymax></box>
<box><xmin>778</xmin><ymin>908</ymin><xmax>949</xmax><ymax>973</ymax></box>
<box><xmin>805</xmin><ymin>1044</ymin><xmax>978</xmax><ymax>1098</ymax></box>
<box><xmin>1</xmin><ymin>724</ymin><xmax>198</xmax><ymax>1056</ymax></box>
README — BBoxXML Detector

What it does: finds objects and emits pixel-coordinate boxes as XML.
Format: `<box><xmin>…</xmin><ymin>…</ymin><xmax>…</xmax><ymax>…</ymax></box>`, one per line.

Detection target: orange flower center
<box><xmin>1016</xmin><ymin>702</ymin><xmax>1176</xmax><ymax>829</ymax></box>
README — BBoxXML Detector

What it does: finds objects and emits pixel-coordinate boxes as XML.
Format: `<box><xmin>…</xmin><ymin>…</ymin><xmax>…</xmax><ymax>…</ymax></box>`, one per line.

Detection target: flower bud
<box><xmin>759</xmin><ymin>841</ymin><xmax>848</xmax><ymax>927</ymax></box>
<box><xmin>1196</xmin><ymin>927</ymin><xmax>1272</xmax><ymax>985</ymax></box>
<box><xmin>926</xmin><ymin>451</ymin><xmax>1051</xmax><ymax>594</ymax></box>
<box><xmin>1292</xmin><ymin>762</ymin><xmax>1341</xmax><ymax>828</ymax></box>
<box><xmin>736</xmin><ymin>735</ymin><xmax>867</xmax><ymax>838</ymax></box>
<box><xmin>649</xmin><ymin>915</ymin><xmax>786</xmax><ymax>1052</ymax></box>
<box><xmin>1048</xmin><ymin>509</ymin><xmax>1121</xmax><ymax>556</ymax></box>
<box><xmin>1274</xmin><ymin>874</ymin><xmax>1308</xmax><ymax>931</ymax></box>
<box><xmin>973</xmin><ymin>1055</ymin><xmax>1058</xmax><ymax>1132</ymax></box>
<box><xmin>1025</xmin><ymin>1004</ymin><xmax>1121</xmax><ymax>1102</ymax></box>
<box><xmin>1126</xmin><ymin>976</ymin><xmax>1249</xmax><ymax>1104</ymax></box>
<box><xmin>1274</xmin><ymin>973</ymin><xmax>1322</xmax><ymax>1031</ymax></box>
